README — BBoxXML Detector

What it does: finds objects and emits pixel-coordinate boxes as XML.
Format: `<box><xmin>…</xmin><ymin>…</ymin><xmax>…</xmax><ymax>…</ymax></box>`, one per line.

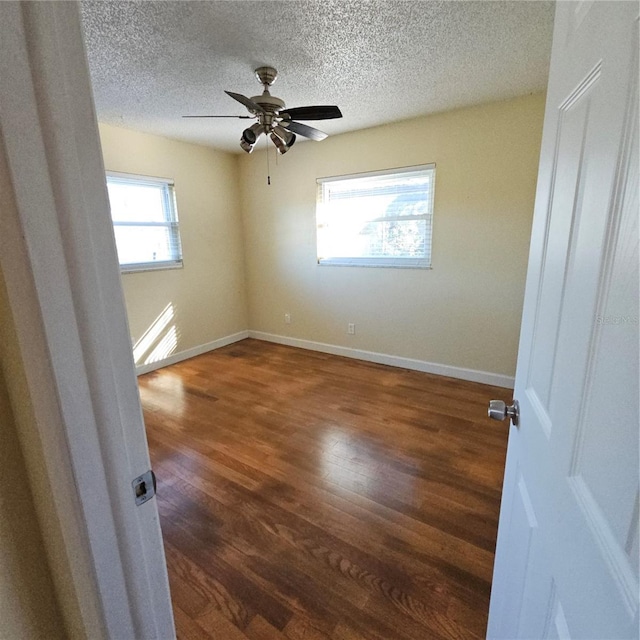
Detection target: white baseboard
<box><xmin>248</xmin><ymin>330</ymin><xmax>515</xmax><ymax>389</ymax></box>
<box><xmin>134</xmin><ymin>328</ymin><xmax>515</xmax><ymax>388</ymax></box>
<box><xmin>135</xmin><ymin>330</ymin><xmax>249</xmax><ymax>376</ymax></box>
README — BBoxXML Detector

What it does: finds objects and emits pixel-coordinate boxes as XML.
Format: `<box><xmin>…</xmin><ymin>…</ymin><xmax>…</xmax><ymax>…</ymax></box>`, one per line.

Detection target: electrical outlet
<box><xmin>284</xmin><ymin>313</ymin><xmax>291</xmax><ymax>324</ymax></box>
<box><xmin>348</xmin><ymin>323</ymin><xmax>355</xmax><ymax>335</ymax></box>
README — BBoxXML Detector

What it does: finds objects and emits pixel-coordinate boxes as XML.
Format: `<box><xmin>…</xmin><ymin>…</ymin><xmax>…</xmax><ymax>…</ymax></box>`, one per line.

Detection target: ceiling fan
<box><xmin>183</xmin><ymin>66</ymin><xmax>342</xmax><ymax>154</ymax></box>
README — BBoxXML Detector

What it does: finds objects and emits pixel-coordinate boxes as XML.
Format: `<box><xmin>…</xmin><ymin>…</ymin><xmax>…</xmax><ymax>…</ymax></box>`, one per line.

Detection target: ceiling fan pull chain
<box><xmin>265</xmin><ymin>134</ymin><xmax>271</xmax><ymax>186</ymax></box>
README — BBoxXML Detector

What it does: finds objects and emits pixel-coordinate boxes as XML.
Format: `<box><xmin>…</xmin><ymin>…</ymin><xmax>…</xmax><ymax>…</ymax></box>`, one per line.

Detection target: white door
<box><xmin>487</xmin><ymin>2</ymin><xmax>639</xmax><ymax>639</ymax></box>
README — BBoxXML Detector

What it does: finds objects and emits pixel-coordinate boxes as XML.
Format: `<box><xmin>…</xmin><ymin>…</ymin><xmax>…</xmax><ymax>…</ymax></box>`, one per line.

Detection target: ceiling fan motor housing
<box><xmin>251</xmin><ymin>93</ymin><xmax>285</xmax><ymax>130</ymax></box>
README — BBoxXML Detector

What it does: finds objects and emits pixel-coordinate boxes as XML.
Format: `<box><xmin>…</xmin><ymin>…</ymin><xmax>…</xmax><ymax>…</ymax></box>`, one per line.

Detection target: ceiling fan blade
<box><xmin>182</xmin><ymin>115</ymin><xmax>254</xmax><ymax>118</ymax></box>
<box><xmin>224</xmin><ymin>90</ymin><xmax>265</xmax><ymax>114</ymax></box>
<box><xmin>282</xmin><ymin>120</ymin><xmax>328</xmax><ymax>141</ymax></box>
<box><xmin>279</xmin><ymin>105</ymin><xmax>342</xmax><ymax>121</ymax></box>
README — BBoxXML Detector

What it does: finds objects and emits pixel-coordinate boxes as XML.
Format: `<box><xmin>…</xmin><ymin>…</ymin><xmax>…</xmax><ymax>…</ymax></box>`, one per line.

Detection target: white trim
<box><xmin>318</xmin><ymin>257</ymin><xmax>431</xmax><ymax>269</ymax></box>
<box><xmin>106</xmin><ymin>170</ymin><xmax>174</xmax><ymax>185</ymax></box>
<box><xmin>136</xmin><ymin>331</ymin><xmax>249</xmax><ymax>375</ymax></box>
<box><xmin>317</xmin><ymin>162</ymin><xmax>436</xmax><ymax>183</ymax></box>
<box><xmin>248</xmin><ymin>331</ymin><xmax>515</xmax><ymax>389</ymax></box>
<box><xmin>121</xmin><ymin>260</ymin><xmax>184</xmax><ymax>274</ymax></box>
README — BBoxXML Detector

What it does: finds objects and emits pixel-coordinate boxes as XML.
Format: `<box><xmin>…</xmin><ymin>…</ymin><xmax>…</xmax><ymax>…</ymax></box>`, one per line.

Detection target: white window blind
<box><xmin>316</xmin><ymin>164</ymin><xmax>435</xmax><ymax>268</ymax></box>
<box><xmin>106</xmin><ymin>172</ymin><xmax>183</xmax><ymax>273</ymax></box>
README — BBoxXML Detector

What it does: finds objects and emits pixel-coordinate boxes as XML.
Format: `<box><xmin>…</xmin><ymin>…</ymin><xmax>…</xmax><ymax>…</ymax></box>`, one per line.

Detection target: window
<box><xmin>316</xmin><ymin>164</ymin><xmax>435</xmax><ymax>268</ymax></box>
<box><xmin>106</xmin><ymin>172</ymin><xmax>183</xmax><ymax>272</ymax></box>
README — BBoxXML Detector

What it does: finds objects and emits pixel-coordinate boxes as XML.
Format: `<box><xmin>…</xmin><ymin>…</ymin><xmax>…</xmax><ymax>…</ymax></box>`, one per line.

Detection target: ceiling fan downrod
<box><xmin>240</xmin><ymin>67</ymin><xmax>296</xmax><ymax>154</ymax></box>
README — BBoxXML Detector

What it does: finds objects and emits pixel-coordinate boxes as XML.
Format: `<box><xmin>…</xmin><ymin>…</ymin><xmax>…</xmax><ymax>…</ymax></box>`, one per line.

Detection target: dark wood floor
<box><xmin>140</xmin><ymin>339</ymin><xmax>511</xmax><ymax>640</ymax></box>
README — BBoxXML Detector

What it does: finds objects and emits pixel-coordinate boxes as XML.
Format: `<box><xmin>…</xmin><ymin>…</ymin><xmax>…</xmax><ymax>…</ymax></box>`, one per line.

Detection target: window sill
<box><xmin>120</xmin><ymin>261</ymin><xmax>183</xmax><ymax>274</ymax></box>
<box><xmin>317</xmin><ymin>258</ymin><xmax>431</xmax><ymax>269</ymax></box>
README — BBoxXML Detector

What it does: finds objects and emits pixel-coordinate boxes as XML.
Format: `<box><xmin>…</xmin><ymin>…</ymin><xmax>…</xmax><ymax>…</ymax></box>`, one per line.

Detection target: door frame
<box><xmin>0</xmin><ymin>3</ymin><xmax>174</xmax><ymax>638</ymax></box>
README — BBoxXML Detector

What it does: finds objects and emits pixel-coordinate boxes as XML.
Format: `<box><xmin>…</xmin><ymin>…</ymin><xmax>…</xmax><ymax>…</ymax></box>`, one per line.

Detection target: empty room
<box><xmin>0</xmin><ymin>2</ymin><xmax>637</xmax><ymax>640</ymax></box>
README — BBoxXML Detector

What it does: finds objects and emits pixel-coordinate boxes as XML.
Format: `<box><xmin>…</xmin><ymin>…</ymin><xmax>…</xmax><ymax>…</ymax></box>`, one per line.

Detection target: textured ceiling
<box><xmin>81</xmin><ymin>0</ymin><xmax>554</xmax><ymax>153</ymax></box>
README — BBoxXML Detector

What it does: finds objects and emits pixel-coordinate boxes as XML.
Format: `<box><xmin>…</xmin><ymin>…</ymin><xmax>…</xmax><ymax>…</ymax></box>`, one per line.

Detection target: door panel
<box><xmin>576</xmin><ymin>87</ymin><xmax>638</xmax><ymax>555</ymax></box>
<box><xmin>544</xmin><ymin>591</ymin><xmax>571</xmax><ymax>640</ymax></box>
<box><xmin>497</xmin><ymin>469</ymin><xmax>540</xmax><ymax>633</ymax></box>
<box><xmin>527</xmin><ymin>73</ymin><xmax>596</xmax><ymax>416</ymax></box>
<box><xmin>488</xmin><ymin>3</ymin><xmax>639</xmax><ymax>638</ymax></box>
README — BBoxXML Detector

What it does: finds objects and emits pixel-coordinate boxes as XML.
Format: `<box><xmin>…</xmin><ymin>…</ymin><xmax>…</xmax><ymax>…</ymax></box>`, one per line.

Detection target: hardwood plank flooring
<box><xmin>140</xmin><ymin>339</ymin><xmax>511</xmax><ymax>640</ymax></box>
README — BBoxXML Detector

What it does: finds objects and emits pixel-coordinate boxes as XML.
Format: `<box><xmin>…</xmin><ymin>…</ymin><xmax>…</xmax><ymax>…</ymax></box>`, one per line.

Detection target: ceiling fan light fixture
<box><xmin>271</xmin><ymin>125</ymin><xmax>296</xmax><ymax>154</ymax></box>
<box><xmin>240</xmin><ymin>138</ymin><xmax>255</xmax><ymax>153</ymax></box>
<box><xmin>240</xmin><ymin>122</ymin><xmax>265</xmax><ymax>152</ymax></box>
<box><xmin>242</xmin><ymin>122</ymin><xmax>264</xmax><ymax>144</ymax></box>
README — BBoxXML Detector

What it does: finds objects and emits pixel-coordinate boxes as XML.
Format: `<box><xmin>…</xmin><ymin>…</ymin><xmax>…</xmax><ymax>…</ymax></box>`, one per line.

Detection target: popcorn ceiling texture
<box><xmin>80</xmin><ymin>0</ymin><xmax>554</xmax><ymax>153</ymax></box>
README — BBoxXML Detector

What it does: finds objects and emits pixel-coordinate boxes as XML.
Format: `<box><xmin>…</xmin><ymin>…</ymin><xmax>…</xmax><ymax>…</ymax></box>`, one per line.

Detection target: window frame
<box><xmin>106</xmin><ymin>171</ymin><xmax>183</xmax><ymax>273</ymax></box>
<box><xmin>315</xmin><ymin>164</ymin><xmax>436</xmax><ymax>269</ymax></box>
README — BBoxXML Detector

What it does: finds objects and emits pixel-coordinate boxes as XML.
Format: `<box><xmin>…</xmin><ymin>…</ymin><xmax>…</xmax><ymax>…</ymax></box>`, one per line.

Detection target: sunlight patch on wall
<box><xmin>145</xmin><ymin>325</ymin><xmax>178</xmax><ymax>364</ymax></box>
<box><xmin>132</xmin><ymin>303</ymin><xmax>179</xmax><ymax>365</ymax></box>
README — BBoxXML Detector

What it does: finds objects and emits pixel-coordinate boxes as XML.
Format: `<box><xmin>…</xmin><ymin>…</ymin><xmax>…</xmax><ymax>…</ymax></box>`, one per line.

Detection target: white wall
<box><xmin>239</xmin><ymin>94</ymin><xmax>545</xmax><ymax>379</ymax></box>
<box><xmin>99</xmin><ymin>124</ymin><xmax>248</xmax><ymax>368</ymax></box>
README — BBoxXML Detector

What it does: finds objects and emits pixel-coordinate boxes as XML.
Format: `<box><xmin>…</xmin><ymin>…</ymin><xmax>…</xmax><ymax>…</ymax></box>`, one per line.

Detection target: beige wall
<box><xmin>99</xmin><ymin>124</ymin><xmax>248</xmax><ymax>365</ymax></box>
<box><xmin>239</xmin><ymin>94</ymin><xmax>545</xmax><ymax>377</ymax></box>
<box><xmin>0</xmin><ymin>273</ymin><xmax>66</xmax><ymax>640</ymax></box>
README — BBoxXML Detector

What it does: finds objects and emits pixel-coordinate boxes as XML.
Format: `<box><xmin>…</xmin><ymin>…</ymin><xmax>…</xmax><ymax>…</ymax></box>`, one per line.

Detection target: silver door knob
<box><xmin>488</xmin><ymin>399</ymin><xmax>520</xmax><ymax>426</ymax></box>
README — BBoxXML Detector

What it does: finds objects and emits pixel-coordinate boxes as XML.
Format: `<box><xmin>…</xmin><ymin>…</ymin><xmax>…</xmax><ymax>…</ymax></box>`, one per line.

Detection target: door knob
<box><xmin>488</xmin><ymin>399</ymin><xmax>520</xmax><ymax>426</ymax></box>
